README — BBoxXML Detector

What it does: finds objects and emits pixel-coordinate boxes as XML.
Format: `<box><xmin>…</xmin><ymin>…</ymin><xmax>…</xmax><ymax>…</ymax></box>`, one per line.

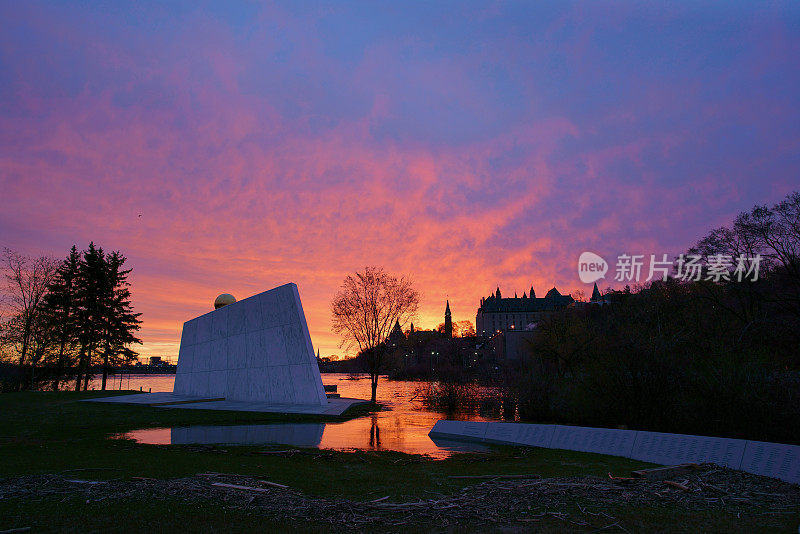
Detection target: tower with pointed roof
<box><xmin>444</xmin><ymin>300</ymin><xmax>453</xmax><ymax>338</ymax></box>
<box><xmin>588</xmin><ymin>282</ymin><xmax>611</xmax><ymax>305</ymax></box>
<box><xmin>387</xmin><ymin>319</ymin><xmax>405</xmax><ymax>346</ymax></box>
<box><xmin>591</xmin><ymin>283</ymin><xmax>602</xmax><ymax>301</ymax></box>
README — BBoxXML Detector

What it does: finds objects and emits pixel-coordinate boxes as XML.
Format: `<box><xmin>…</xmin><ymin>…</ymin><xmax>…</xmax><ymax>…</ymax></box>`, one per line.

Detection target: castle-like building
<box><xmin>475</xmin><ymin>286</ymin><xmax>574</xmax><ymax>336</ymax></box>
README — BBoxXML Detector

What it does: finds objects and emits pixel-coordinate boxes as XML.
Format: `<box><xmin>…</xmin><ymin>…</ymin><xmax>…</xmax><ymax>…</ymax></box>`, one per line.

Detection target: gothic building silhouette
<box><xmin>475</xmin><ymin>285</ymin><xmax>574</xmax><ymax>336</ymax></box>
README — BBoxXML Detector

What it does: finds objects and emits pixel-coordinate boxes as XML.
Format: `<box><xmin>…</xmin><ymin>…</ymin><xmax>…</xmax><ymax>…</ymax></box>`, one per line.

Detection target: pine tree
<box><xmin>41</xmin><ymin>246</ymin><xmax>81</xmax><ymax>390</ymax></box>
<box><xmin>98</xmin><ymin>251</ymin><xmax>141</xmax><ymax>390</ymax></box>
<box><xmin>74</xmin><ymin>243</ymin><xmax>106</xmax><ymax>391</ymax></box>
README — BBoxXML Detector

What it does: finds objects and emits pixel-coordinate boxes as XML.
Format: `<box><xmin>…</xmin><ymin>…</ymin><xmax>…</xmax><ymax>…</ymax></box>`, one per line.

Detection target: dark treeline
<box><xmin>320</xmin><ymin>327</ymin><xmax>486</xmax><ymax>382</ymax></box>
<box><xmin>0</xmin><ymin>243</ymin><xmax>141</xmax><ymax>391</ymax></box>
<box><xmin>508</xmin><ymin>191</ymin><xmax>800</xmax><ymax>444</ymax></box>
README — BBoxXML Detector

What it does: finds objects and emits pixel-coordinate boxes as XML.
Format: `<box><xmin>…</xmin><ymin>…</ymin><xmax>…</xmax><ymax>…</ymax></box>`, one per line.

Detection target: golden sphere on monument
<box><xmin>214</xmin><ymin>293</ymin><xmax>236</xmax><ymax>309</ymax></box>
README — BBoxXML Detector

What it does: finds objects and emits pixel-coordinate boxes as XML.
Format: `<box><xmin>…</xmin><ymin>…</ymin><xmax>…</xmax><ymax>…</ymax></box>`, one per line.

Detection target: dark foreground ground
<box><xmin>1</xmin><ymin>391</ymin><xmax>798</xmax><ymax>533</ymax></box>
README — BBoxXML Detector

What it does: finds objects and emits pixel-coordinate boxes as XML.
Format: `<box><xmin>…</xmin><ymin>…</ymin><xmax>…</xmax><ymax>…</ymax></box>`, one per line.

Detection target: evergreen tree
<box><xmin>74</xmin><ymin>243</ymin><xmax>106</xmax><ymax>391</ymax></box>
<box><xmin>6</xmin><ymin>243</ymin><xmax>142</xmax><ymax>391</ymax></box>
<box><xmin>41</xmin><ymin>246</ymin><xmax>81</xmax><ymax>390</ymax></box>
<box><xmin>98</xmin><ymin>251</ymin><xmax>141</xmax><ymax>390</ymax></box>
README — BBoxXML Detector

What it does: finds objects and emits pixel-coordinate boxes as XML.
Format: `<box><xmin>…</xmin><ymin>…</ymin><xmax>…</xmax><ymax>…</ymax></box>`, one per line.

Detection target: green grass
<box><xmin>1</xmin><ymin>391</ymin><xmax>798</xmax><ymax>532</ymax></box>
<box><xmin>0</xmin><ymin>390</ymin><xmax>650</xmax><ymax>501</ymax></box>
<box><xmin>0</xmin><ymin>498</ymin><xmax>332</xmax><ymax>533</ymax></box>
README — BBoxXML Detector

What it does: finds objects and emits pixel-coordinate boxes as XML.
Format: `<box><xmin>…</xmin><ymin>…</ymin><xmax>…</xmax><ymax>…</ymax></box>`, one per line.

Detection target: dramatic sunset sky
<box><xmin>1</xmin><ymin>1</ymin><xmax>799</xmax><ymax>360</ymax></box>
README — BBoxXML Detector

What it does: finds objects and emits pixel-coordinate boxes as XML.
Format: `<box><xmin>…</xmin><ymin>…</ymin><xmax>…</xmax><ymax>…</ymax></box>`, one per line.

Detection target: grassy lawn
<box><xmin>0</xmin><ymin>390</ymin><xmax>649</xmax><ymax>499</ymax></box>
<box><xmin>1</xmin><ymin>391</ymin><xmax>798</xmax><ymax>532</ymax></box>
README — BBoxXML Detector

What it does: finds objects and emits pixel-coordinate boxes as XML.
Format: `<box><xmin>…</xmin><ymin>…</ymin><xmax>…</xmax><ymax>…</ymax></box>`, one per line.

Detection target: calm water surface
<box><xmin>108</xmin><ymin>373</ymin><xmax>497</xmax><ymax>458</ymax></box>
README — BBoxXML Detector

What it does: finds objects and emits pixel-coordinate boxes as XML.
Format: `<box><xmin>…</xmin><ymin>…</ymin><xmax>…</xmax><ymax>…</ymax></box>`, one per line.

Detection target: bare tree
<box><xmin>435</xmin><ymin>320</ymin><xmax>475</xmax><ymax>338</ymax></box>
<box><xmin>1</xmin><ymin>248</ymin><xmax>57</xmax><ymax>388</ymax></box>
<box><xmin>331</xmin><ymin>266</ymin><xmax>419</xmax><ymax>403</ymax></box>
<box><xmin>692</xmin><ymin>190</ymin><xmax>800</xmax><ymax>318</ymax></box>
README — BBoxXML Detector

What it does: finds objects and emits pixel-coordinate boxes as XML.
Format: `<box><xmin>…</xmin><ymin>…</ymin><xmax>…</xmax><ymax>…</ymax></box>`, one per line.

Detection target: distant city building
<box><xmin>475</xmin><ymin>285</ymin><xmax>574</xmax><ymax>336</ymax></box>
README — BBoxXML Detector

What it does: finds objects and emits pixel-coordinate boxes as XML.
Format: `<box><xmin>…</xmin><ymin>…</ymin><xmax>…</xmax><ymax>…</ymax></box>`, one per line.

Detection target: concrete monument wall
<box><xmin>430</xmin><ymin>421</ymin><xmax>800</xmax><ymax>485</ymax></box>
<box><xmin>173</xmin><ymin>283</ymin><xmax>328</xmax><ymax>405</ymax></box>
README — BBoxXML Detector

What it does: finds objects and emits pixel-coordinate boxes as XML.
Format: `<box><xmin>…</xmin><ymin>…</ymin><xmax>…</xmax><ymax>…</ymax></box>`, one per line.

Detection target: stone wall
<box><xmin>429</xmin><ymin>420</ymin><xmax>800</xmax><ymax>485</ymax></box>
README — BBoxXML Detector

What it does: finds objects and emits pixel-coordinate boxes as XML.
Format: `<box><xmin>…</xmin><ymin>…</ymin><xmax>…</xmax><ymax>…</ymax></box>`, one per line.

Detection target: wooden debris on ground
<box><xmin>631</xmin><ymin>463</ymin><xmax>700</xmax><ymax>481</ymax></box>
<box><xmin>608</xmin><ymin>472</ymin><xmax>637</xmax><ymax>482</ymax></box>
<box><xmin>664</xmin><ymin>480</ymin><xmax>691</xmax><ymax>491</ymax></box>
<box><xmin>257</xmin><ymin>480</ymin><xmax>288</xmax><ymax>489</ymax></box>
<box><xmin>61</xmin><ymin>468</ymin><xmax>122</xmax><ymax>473</ymax></box>
<box><xmin>447</xmin><ymin>474</ymin><xmax>541</xmax><ymax>480</ymax></box>
<box><xmin>1</xmin><ymin>464</ymin><xmax>798</xmax><ymax>530</ymax></box>
<box><xmin>211</xmin><ymin>482</ymin><xmax>271</xmax><ymax>493</ymax></box>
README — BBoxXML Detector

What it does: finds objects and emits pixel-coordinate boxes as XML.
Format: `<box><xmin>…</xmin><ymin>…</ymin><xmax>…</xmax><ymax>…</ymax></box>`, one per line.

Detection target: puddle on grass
<box><xmin>108</xmin><ymin>373</ymin><xmax>502</xmax><ymax>458</ymax></box>
<box><xmin>114</xmin><ymin>415</ymin><xmax>491</xmax><ymax>459</ymax></box>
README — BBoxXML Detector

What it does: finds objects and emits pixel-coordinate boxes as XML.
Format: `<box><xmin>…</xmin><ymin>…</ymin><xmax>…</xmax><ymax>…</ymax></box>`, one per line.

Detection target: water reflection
<box><xmin>172</xmin><ymin>424</ymin><xmax>325</xmax><ymax>447</ymax></box>
<box><xmin>369</xmin><ymin>414</ymin><xmax>380</xmax><ymax>448</ymax></box>
<box><xmin>118</xmin><ymin>414</ymin><xmax>493</xmax><ymax>458</ymax></box>
<box><xmin>109</xmin><ymin>373</ymin><xmax>500</xmax><ymax>458</ymax></box>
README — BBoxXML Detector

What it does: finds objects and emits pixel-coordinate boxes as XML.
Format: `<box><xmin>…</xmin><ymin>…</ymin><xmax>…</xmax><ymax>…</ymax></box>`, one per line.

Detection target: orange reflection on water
<box><xmin>117</xmin><ymin>427</ymin><xmax>172</xmax><ymax>445</ymax></box>
<box><xmin>115</xmin><ymin>412</ymin><xmax>491</xmax><ymax>458</ymax></box>
<box><xmin>111</xmin><ymin>374</ymin><xmax>495</xmax><ymax>458</ymax></box>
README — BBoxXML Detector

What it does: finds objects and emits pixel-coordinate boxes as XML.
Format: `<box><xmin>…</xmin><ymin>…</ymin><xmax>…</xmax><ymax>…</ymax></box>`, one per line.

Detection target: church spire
<box><xmin>591</xmin><ymin>282</ymin><xmax>602</xmax><ymax>301</ymax></box>
<box><xmin>529</xmin><ymin>285</ymin><xmax>536</xmax><ymax>299</ymax></box>
<box><xmin>444</xmin><ymin>299</ymin><xmax>453</xmax><ymax>338</ymax></box>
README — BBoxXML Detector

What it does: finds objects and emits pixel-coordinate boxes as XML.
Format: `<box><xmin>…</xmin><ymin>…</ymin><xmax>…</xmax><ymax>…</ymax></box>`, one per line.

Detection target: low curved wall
<box><xmin>428</xmin><ymin>420</ymin><xmax>800</xmax><ymax>485</ymax></box>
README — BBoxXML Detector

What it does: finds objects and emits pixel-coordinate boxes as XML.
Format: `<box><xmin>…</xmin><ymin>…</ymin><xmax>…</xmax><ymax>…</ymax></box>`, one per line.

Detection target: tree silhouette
<box><xmin>68</xmin><ymin>243</ymin><xmax>143</xmax><ymax>391</ymax></box>
<box><xmin>41</xmin><ymin>246</ymin><xmax>81</xmax><ymax>390</ymax></box>
<box><xmin>74</xmin><ymin>243</ymin><xmax>105</xmax><ymax>390</ymax></box>
<box><xmin>1</xmin><ymin>248</ymin><xmax>57</xmax><ymax>389</ymax></box>
<box><xmin>98</xmin><ymin>250</ymin><xmax>141</xmax><ymax>390</ymax></box>
<box><xmin>331</xmin><ymin>267</ymin><xmax>419</xmax><ymax>403</ymax></box>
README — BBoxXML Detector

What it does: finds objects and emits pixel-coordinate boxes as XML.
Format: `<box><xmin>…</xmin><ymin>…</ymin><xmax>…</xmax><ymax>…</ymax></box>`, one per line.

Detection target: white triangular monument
<box><xmin>173</xmin><ymin>283</ymin><xmax>327</xmax><ymax>405</ymax></box>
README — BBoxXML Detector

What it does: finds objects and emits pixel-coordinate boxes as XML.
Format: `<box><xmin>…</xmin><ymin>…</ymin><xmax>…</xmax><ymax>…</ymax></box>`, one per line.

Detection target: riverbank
<box><xmin>1</xmin><ymin>392</ymin><xmax>798</xmax><ymax>532</ymax></box>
